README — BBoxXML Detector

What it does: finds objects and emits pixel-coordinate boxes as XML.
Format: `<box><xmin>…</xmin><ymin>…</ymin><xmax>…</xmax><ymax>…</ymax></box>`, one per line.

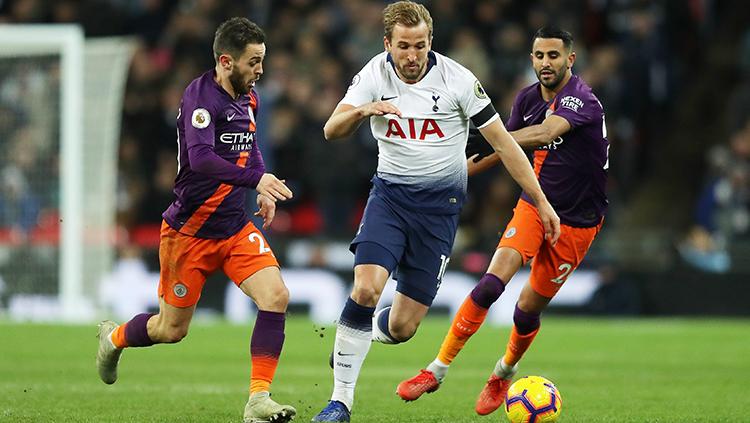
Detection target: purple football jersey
<box><xmin>162</xmin><ymin>69</ymin><xmax>266</xmax><ymax>238</ymax></box>
<box><xmin>507</xmin><ymin>75</ymin><xmax>608</xmax><ymax>227</ymax></box>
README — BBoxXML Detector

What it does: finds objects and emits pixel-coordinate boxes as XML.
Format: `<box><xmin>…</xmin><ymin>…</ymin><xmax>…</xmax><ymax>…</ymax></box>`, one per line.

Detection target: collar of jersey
<box><xmin>386</xmin><ymin>51</ymin><xmax>437</xmax><ymax>84</ymax></box>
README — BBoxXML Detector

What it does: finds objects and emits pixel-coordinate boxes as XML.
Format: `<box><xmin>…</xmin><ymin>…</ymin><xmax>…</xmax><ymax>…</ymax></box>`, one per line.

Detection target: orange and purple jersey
<box><xmin>507</xmin><ymin>75</ymin><xmax>608</xmax><ymax>227</ymax></box>
<box><xmin>163</xmin><ymin>69</ymin><xmax>265</xmax><ymax>238</ymax></box>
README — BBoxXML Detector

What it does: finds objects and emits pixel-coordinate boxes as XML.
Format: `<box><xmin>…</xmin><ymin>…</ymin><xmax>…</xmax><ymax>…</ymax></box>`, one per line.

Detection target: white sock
<box><xmin>493</xmin><ymin>355</ymin><xmax>518</xmax><ymax>379</ymax></box>
<box><xmin>331</xmin><ymin>322</ymin><xmax>372</xmax><ymax>411</ymax></box>
<box><xmin>371</xmin><ymin>307</ymin><xmax>398</xmax><ymax>344</ymax></box>
<box><xmin>426</xmin><ymin>358</ymin><xmax>449</xmax><ymax>381</ymax></box>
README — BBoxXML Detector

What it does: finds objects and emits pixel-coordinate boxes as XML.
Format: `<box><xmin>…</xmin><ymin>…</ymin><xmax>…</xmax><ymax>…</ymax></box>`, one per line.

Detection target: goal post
<box><xmin>0</xmin><ymin>25</ymin><xmax>134</xmax><ymax>321</ymax></box>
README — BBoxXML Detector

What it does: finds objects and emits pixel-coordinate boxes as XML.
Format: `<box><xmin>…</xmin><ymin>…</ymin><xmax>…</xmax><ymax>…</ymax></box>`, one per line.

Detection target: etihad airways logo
<box><xmin>220</xmin><ymin>132</ymin><xmax>255</xmax><ymax>151</ymax></box>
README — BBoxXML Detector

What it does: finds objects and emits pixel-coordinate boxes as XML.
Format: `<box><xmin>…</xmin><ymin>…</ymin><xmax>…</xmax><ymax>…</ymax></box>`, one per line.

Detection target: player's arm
<box><xmin>184</xmin><ymin>102</ymin><xmax>291</xmax><ymax>200</ymax></box>
<box><xmin>509</xmin><ymin>114</ymin><xmax>571</xmax><ymax>148</ymax></box>
<box><xmin>466</xmin><ymin>115</ymin><xmax>571</xmax><ymax>175</ymax></box>
<box><xmin>187</xmin><ymin>145</ymin><xmax>292</xmax><ymax>201</ymax></box>
<box><xmin>323</xmin><ymin>102</ymin><xmax>402</xmax><ymax>140</ymax></box>
<box><xmin>477</xmin><ymin>118</ymin><xmax>561</xmax><ymax>244</ymax></box>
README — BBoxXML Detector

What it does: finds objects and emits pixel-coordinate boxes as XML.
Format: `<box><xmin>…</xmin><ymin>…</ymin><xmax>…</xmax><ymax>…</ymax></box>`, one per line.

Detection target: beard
<box><xmin>537</xmin><ymin>64</ymin><xmax>567</xmax><ymax>90</ymax></box>
<box><xmin>398</xmin><ymin>62</ymin><xmax>425</xmax><ymax>82</ymax></box>
<box><xmin>229</xmin><ymin>68</ymin><xmax>249</xmax><ymax>96</ymax></box>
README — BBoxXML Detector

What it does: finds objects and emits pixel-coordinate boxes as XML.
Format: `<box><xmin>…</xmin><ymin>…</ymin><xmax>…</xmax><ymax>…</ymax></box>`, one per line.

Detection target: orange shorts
<box><xmin>158</xmin><ymin>220</ymin><xmax>279</xmax><ymax>307</ymax></box>
<box><xmin>497</xmin><ymin>199</ymin><xmax>602</xmax><ymax>298</ymax></box>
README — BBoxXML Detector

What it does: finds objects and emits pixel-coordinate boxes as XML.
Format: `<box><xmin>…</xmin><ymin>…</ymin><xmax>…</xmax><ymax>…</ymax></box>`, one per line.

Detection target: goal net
<box><xmin>0</xmin><ymin>25</ymin><xmax>134</xmax><ymax>321</ymax></box>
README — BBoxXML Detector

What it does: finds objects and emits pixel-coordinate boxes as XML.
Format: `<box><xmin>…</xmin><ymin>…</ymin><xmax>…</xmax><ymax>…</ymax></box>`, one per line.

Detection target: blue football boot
<box><xmin>311</xmin><ymin>400</ymin><xmax>350</xmax><ymax>422</ymax></box>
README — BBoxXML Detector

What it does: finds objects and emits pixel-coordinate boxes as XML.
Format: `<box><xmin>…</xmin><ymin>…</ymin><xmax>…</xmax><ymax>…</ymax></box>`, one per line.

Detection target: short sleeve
<box><xmin>505</xmin><ymin>92</ymin><xmax>525</xmax><ymax>132</ymax></box>
<box><xmin>455</xmin><ymin>67</ymin><xmax>497</xmax><ymax>128</ymax></box>
<box><xmin>339</xmin><ymin>60</ymin><xmax>378</xmax><ymax>107</ymax></box>
<box><xmin>182</xmin><ymin>86</ymin><xmax>216</xmax><ymax>148</ymax></box>
<box><xmin>553</xmin><ymin>93</ymin><xmax>600</xmax><ymax>129</ymax></box>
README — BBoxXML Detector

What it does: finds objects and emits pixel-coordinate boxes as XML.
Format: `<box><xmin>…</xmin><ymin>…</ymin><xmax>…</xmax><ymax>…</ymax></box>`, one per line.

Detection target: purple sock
<box><xmin>513</xmin><ymin>304</ymin><xmax>541</xmax><ymax>335</ymax></box>
<box><xmin>469</xmin><ymin>273</ymin><xmax>505</xmax><ymax>308</ymax></box>
<box><xmin>124</xmin><ymin>313</ymin><xmax>156</xmax><ymax>347</ymax></box>
<box><xmin>251</xmin><ymin>310</ymin><xmax>286</xmax><ymax>358</ymax></box>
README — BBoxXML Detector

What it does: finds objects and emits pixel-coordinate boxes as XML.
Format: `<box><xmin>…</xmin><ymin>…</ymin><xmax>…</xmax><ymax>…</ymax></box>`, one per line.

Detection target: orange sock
<box><xmin>249</xmin><ymin>310</ymin><xmax>285</xmax><ymax>394</ymax></box>
<box><xmin>250</xmin><ymin>356</ymin><xmax>278</xmax><ymax>394</ymax></box>
<box><xmin>110</xmin><ymin>324</ymin><xmax>128</xmax><ymax>349</ymax></box>
<box><xmin>503</xmin><ymin>325</ymin><xmax>539</xmax><ymax>366</ymax></box>
<box><xmin>436</xmin><ymin>296</ymin><xmax>489</xmax><ymax>365</ymax></box>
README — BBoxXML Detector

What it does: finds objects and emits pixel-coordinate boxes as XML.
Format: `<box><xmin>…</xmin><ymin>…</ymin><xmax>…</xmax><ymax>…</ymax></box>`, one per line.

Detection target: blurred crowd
<box><xmin>0</xmin><ymin>0</ymin><xmax>729</xmax><ymax>264</ymax></box>
<box><xmin>679</xmin><ymin>26</ymin><xmax>750</xmax><ymax>273</ymax></box>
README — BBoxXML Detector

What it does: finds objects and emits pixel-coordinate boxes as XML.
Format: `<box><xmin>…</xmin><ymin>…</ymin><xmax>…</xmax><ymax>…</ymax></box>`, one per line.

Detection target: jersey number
<box><xmin>602</xmin><ymin>114</ymin><xmax>610</xmax><ymax>170</ymax></box>
<box><xmin>550</xmin><ymin>263</ymin><xmax>572</xmax><ymax>284</ymax></box>
<box><xmin>249</xmin><ymin>232</ymin><xmax>272</xmax><ymax>255</ymax></box>
<box><xmin>436</xmin><ymin>254</ymin><xmax>450</xmax><ymax>289</ymax></box>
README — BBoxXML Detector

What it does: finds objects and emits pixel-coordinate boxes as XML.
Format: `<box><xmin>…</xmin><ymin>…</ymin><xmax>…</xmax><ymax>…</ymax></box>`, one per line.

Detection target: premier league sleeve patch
<box><xmin>191</xmin><ymin>108</ymin><xmax>211</xmax><ymax>129</ymax></box>
<box><xmin>474</xmin><ymin>80</ymin><xmax>487</xmax><ymax>99</ymax></box>
<box><xmin>347</xmin><ymin>74</ymin><xmax>361</xmax><ymax>92</ymax></box>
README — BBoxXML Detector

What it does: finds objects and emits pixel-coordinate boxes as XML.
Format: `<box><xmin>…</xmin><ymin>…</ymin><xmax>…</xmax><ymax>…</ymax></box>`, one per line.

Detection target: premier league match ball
<box><xmin>504</xmin><ymin>376</ymin><xmax>562</xmax><ymax>423</ymax></box>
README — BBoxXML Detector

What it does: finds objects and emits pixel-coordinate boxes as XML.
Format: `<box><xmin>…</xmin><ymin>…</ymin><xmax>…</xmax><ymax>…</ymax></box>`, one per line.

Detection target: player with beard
<box><xmin>397</xmin><ymin>26</ymin><xmax>609</xmax><ymax>417</ymax></box>
<box><xmin>95</xmin><ymin>17</ymin><xmax>297</xmax><ymax>423</ymax></box>
<box><xmin>312</xmin><ymin>3</ymin><xmax>560</xmax><ymax>422</ymax></box>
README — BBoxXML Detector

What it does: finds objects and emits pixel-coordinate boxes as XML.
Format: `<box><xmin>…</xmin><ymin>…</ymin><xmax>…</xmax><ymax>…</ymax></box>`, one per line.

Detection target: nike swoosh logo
<box><xmin>523</xmin><ymin>114</ymin><xmax>534</xmax><ymax>121</ymax></box>
<box><xmin>337</xmin><ymin>351</ymin><xmax>356</xmax><ymax>356</ymax></box>
<box><xmin>380</xmin><ymin>95</ymin><xmax>398</xmax><ymax>101</ymax></box>
<box><xmin>227</xmin><ymin>113</ymin><xmax>237</xmax><ymax>121</ymax></box>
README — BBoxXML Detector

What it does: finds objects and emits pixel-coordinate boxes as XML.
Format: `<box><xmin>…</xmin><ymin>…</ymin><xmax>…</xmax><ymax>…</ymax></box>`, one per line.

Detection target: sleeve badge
<box><xmin>191</xmin><ymin>108</ymin><xmax>211</xmax><ymax>129</ymax></box>
<box><xmin>473</xmin><ymin>80</ymin><xmax>487</xmax><ymax>99</ymax></box>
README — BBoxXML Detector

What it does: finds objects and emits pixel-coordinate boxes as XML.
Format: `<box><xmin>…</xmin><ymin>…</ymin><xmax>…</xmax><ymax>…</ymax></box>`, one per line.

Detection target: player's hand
<box><xmin>537</xmin><ymin>200</ymin><xmax>561</xmax><ymax>245</ymax></box>
<box><xmin>256</xmin><ymin>173</ymin><xmax>293</xmax><ymax>201</ymax></box>
<box><xmin>254</xmin><ymin>194</ymin><xmax>276</xmax><ymax>230</ymax></box>
<box><xmin>359</xmin><ymin>101</ymin><xmax>402</xmax><ymax>118</ymax></box>
<box><xmin>465</xmin><ymin>128</ymin><xmax>494</xmax><ymax>163</ymax></box>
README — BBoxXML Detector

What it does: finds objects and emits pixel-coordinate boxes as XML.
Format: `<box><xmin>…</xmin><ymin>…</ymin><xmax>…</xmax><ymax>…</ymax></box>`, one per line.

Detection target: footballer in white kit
<box><xmin>343</xmin><ymin>49</ymin><xmax>500</xmax><ymax>306</ymax></box>
<box><xmin>312</xmin><ymin>3</ymin><xmax>558</xmax><ymax>422</ymax></box>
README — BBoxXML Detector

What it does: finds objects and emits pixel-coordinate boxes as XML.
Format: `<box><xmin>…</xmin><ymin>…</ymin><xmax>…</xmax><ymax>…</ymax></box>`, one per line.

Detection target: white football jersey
<box><xmin>340</xmin><ymin>51</ymin><xmax>498</xmax><ymax>188</ymax></box>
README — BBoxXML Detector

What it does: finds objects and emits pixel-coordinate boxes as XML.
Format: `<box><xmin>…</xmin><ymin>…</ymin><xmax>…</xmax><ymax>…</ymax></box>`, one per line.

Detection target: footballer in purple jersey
<box><xmin>508</xmin><ymin>73</ymin><xmax>608</xmax><ymax>227</ymax></box>
<box><xmin>399</xmin><ymin>26</ymin><xmax>607</xmax><ymax>417</ymax></box>
<box><xmin>96</xmin><ymin>18</ymin><xmax>297</xmax><ymax>423</ymax></box>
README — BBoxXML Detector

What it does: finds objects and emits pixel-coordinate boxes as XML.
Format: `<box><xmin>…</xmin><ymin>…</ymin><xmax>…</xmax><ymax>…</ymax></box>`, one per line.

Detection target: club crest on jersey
<box><xmin>348</xmin><ymin>74</ymin><xmax>361</xmax><ymax>91</ymax></box>
<box><xmin>385</xmin><ymin>118</ymin><xmax>444</xmax><ymax>140</ymax></box>
<box><xmin>173</xmin><ymin>283</ymin><xmax>188</xmax><ymax>298</ymax></box>
<box><xmin>505</xmin><ymin>227</ymin><xmax>517</xmax><ymax>238</ymax></box>
<box><xmin>473</xmin><ymin>80</ymin><xmax>487</xmax><ymax>99</ymax></box>
<box><xmin>432</xmin><ymin>94</ymin><xmax>440</xmax><ymax>112</ymax></box>
<box><xmin>191</xmin><ymin>108</ymin><xmax>211</xmax><ymax>129</ymax></box>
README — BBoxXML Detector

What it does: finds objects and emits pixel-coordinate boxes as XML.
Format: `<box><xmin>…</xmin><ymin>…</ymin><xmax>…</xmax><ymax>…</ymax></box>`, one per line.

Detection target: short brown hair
<box><xmin>213</xmin><ymin>17</ymin><xmax>265</xmax><ymax>62</ymax></box>
<box><xmin>383</xmin><ymin>1</ymin><xmax>433</xmax><ymax>41</ymax></box>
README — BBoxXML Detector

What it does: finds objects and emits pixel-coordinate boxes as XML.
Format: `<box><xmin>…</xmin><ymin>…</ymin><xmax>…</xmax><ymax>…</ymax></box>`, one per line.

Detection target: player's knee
<box><xmin>255</xmin><ymin>283</ymin><xmax>289</xmax><ymax>311</ymax></box>
<box><xmin>388</xmin><ymin>320</ymin><xmax>418</xmax><ymax>342</ymax></box>
<box><xmin>269</xmin><ymin>283</ymin><xmax>290</xmax><ymax>309</ymax></box>
<box><xmin>161</xmin><ymin>324</ymin><xmax>189</xmax><ymax>343</ymax></box>
<box><xmin>350</xmin><ymin>284</ymin><xmax>380</xmax><ymax>307</ymax></box>
<box><xmin>513</xmin><ymin>303</ymin><xmax>541</xmax><ymax>335</ymax></box>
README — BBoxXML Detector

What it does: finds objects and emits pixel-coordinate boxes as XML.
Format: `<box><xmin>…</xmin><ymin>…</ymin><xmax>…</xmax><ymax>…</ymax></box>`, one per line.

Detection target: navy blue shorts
<box><xmin>350</xmin><ymin>191</ymin><xmax>458</xmax><ymax>306</ymax></box>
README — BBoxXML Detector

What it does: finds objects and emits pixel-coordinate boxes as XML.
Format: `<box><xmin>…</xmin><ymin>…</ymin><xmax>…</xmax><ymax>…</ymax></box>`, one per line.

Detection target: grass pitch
<box><xmin>1</xmin><ymin>316</ymin><xmax>748</xmax><ymax>422</ymax></box>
